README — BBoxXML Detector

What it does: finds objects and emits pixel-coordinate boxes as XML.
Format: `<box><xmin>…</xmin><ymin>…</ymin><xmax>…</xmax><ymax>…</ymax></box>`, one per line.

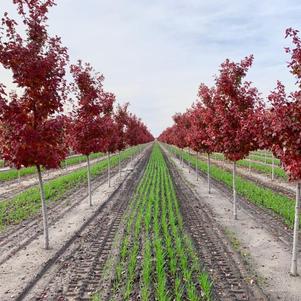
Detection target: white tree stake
<box><xmin>272</xmin><ymin>154</ymin><xmax>275</xmax><ymax>181</ymax></box>
<box><xmin>107</xmin><ymin>152</ymin><xmax>111</xmax><ymax>187</ymax></box>
<box><xmin>37</xmin><ymin>165</ymin><xmax>49</xmax><ymax>249</ymax></box>
<box><xmin>249</xmin><ymin>158</ymin><xmax>251</xmax><ymax>173</ymax></box>
<box><xmin>196</xmin><ymin>151</ymin><xmax>199</xmax><ymax>181</ymax></box>
<box><xmin>18</xmin><ymin>169</ymin><xmax>21</xmax><ymax>184</ymax></box>
<box><xmin>119</xmin><ymin>150</ymin><xmax>121</xmax><ymax>178</ymax></box>
<box><xmin>290</xmin><ymin>182</ymin><xmax>300</xmax><ymax>276</ymax></box>
<box><xmin>207</xmin><ymin>153</ymin><xmax>211</xmax><ymax>194</ymax></box>
<box><xmin>233</xmin><ymin>161</ymin><xmax>238</xmax><ymax>220</ymax></box>
<box><xmin>188</xmin><ymin>147</ymin><xmax>191</xmax><ymax>173</ymax></box>
<box><xmin>87</xmin><ymin>155</ymin><xmax>92</xmax><ymax>207</ymax></box>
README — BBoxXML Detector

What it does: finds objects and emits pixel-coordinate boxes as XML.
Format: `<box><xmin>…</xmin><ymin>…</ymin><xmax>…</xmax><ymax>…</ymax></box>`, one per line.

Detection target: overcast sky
<box><xmin>1</xmin><ymin>0</ymin><xmax>301</xmax><ymax>136</ymax></box>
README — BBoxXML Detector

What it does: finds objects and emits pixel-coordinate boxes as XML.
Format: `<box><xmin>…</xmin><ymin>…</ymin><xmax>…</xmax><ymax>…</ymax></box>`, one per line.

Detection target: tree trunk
<box><xmin>207</xmin><ymin>153</ymin><xmax>211</xmax><ymax>194</ymax></box>
<box><xmin>249</xmin><ymin>158</ymin><xmax>251</xmax><ymax>173</ymax></box>
<box><xmin>272</xmin><ymin>154</ymin><xmax>275</xmax><ymax>181</ymax></box>
<box><xmin>18</xmin><ymin>169</ymin><xmax>21</xmax><ymax>184</ymax></box>
<box><xmin>181</xmin><ymin>149</ymin><xmax>184</xmax><ymax>167</ymax></box>
<box><xmin>290</xmin><ymin>182</ymin><xmax>300</xmax><ymax>276</ymax></box>
<box><xmin>196</xmin><ymin>152</ymin><xmax>198</xmax><ymax>181</ymax></box>
<box><xmin>119</xmin><ymin>150</ymin><xmax>121</xmax><ymax>178</ymax></box>
<box><xmin>37</xmin><ymin>165</ymin><xmax>49</xmax><ymax>250</ymax></box>
<box><xmin>188</xmin><ymin>148</ymin><xmax>191</xmax><ymax>173</ymax></box>
<box><xmin>233</xmin><ymin>161</ymin><xmax>238</xmax><ymax>220</ymax></box>
<box><xmin>87</xmin><ymin>155</ymin><xmax>92</xmax><ymax>207</ymax></box>
<box><xmin>107</xmin><ymin>152</ymin><xmax>111</xmax><ymax>187</ymax></box>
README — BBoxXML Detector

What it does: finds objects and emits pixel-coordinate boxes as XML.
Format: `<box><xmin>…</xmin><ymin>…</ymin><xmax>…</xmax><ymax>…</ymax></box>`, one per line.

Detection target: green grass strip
<box><xmin>171</xmin><ymin>146</ymin><xmax>297</xmax><ymax>228</ymax></box>
<box><xmin>0</xmin><ymin>152</ymin><xmax>104</xmax><ymax>182</ymax></box>
<box><xmin>209</xmin><ymin>153</ymin><xmax>286</xmax><ymax>179</ymax></box>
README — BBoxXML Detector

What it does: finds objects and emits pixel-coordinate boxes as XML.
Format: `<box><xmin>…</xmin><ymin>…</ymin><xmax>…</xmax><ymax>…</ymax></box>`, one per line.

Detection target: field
<box><xmin>1</xmin><ymin>142</ymin><xmax>300</xmax><ymax>301</ymax></box>
<box><xmin>2</xmin><ymin>1</ymin><xmax>301</xmax><ymax>300</ymax></box>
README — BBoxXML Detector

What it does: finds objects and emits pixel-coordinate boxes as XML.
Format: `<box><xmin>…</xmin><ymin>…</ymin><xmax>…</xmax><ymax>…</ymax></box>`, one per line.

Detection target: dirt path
<box><xmin>0</xmin><ymin>154</ymin><xmax>106</xmax><ymax>201</ymax></box>
<box><xmin>163</xmin><ymin>146</ymin><xmax>301</xmax><ymax>300</ymax></box>
<box><xmin>0</xmin><ymin>147</ymin><xmax>151</xmax><ymax>301</ymax></box>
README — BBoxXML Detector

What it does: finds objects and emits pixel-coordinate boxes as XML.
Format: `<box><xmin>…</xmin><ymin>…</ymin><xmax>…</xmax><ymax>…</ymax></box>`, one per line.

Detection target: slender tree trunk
<box><xmin>207</xmin><ymin>153</ymin><xmax>211</xmax><ymax>194</ymax></box>
<box><xmin>18</xmin><ymin>169</ymin><xmax>21</xmax><ymax>184</ymax></box>
<box><xmin>272</xmin><ymin>154</ymin><xmax>275</xmax><ymax>181</ymax></box>
<box><xmin>248</xmin><ymin>158</ymin><xmax>251</xmax><ymax>173</ymax></box>
<box><xmin>181</xmin><ymin>149</ymin><xmax>184</xmax><ymax>167</ymax></box>
<box><xmin>87</xmin><ymin>155</ymin><xmax>92</xmax><ymax>207</ymax></box>
<box><xmin>233</xmin><ymin>161</ymin><xmax>238</xmax><ymax>220</ymax></box>
<box><xmin>196</xmin><ymin>152</ymin><xmax>199</xmax><ymax>181</ymax></box>
<box><xmin>37</xmin><ymin>165</ymin><xmax>49</xmax><ymax>250</ymax></box>
<box><xmin>119</xmin><ymin>150</ymin><xmax>121</xmax><ymax>178</ymax></box>
<box><xmin>290</xmin><ymin>182</ymin><xmax>300</xmax><ymax>276</ymax></box>
<box><xmin>188</xmin><ymin>148</ymin><xmax>191</xmax><ymax>173</ymax></box>
<box><xmin>107</xmin><ymin>152</ymin><xmax>111</xmax><ymax>187</ymax></box>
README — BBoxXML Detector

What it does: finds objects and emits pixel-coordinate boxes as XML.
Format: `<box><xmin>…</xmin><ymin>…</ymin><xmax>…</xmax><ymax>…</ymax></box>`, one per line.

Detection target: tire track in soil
<box><xmin>164</xmin><ymin>150</ymin><xmax>268</xmax><ymax>301</ymax></box>
<box><xmin>0</xmin><ymin>153</ymin><xmax>141</xmax><ymax>266</ymax></box>
<box><xmin>18</xmin><ymin>147</ymin><xmax>151</xmax><ymax>301</ymax></box>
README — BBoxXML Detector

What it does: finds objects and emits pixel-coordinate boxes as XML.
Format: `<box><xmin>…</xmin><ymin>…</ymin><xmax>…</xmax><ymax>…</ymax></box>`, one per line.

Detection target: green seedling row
<box><xmin>0</xmin><ymin>146</ymin><xmax>140</xmax><ymax>231</ymax></box>
<box><xmin>107</xmin><ymin>144</ymin><xmax>212</xmax><ymax>301</ymax></box>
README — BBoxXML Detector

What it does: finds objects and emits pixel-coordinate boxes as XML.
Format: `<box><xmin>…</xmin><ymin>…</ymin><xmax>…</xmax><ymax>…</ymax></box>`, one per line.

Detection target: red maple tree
<box><xmin>0</xmin><ymin>0</ymin><xmax>69</xmax><ymax>249</ymax></box>
<box><xmin>69</xmin><ymin>60</ymin><xmax>114</xmax><ymax>206</ymax></box>
<box><xmin>263</xmin><ymin>28</ymin><xmax>301</xmax><ymax>275</ymax></box>
<box><xmin>211</xmin><ymin>55</ymin><xmax>261</xmax><ymax>219</ymax></box>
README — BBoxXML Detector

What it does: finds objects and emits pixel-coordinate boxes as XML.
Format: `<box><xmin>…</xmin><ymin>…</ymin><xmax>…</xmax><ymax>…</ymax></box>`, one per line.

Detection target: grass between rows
<box><xmin>169</xmin><ymin>146</ymin><xmax>298</xmax><ymax>228</ymax></box>
<box><xmin>207</xmin><ymin>153</ymin><xmax>286</xmax><ymax>179</ymax></box>
<box><xmin>0</xmin><ymin>152</ymin><xmax>104</xmax><ymax>182</ymax></box>
<box><xmin>100</xmin><ymin>144</ymin><xmax>212</xmax><ymax>301</ymax></box>
<box><xmin>248</xmin><ymin>153</ymin><xmax>280</xmax><ymax>165</ymax></box>
<box><xmin>0</xmin><ymin>147</ymin><xmax>140</xmax><ymax>231</ymax></box>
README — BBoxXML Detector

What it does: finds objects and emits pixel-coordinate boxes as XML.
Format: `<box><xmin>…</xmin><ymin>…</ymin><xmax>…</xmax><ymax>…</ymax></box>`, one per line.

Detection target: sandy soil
<box><xmin>0</xmin><ymin>150</ymin><xmax>147</xmax><ymax>301</ymax></box>
<box><xmin>165</xmin><ymin>147</ymin><xmax>301</xmax><ymax>301</ymax></box>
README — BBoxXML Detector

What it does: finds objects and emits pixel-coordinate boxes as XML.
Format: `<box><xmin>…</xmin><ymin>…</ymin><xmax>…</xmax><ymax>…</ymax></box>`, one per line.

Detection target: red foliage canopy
<box><xmin>259</xmin><ymin>29</ymin><xmax>301</xmax><ymax>181</ymax></box>
<box><xmin>186</xmin><ymin>83</ymin><xmax>217</xmax><ymax>154</ymax></box>
<box><xmin>0</xmin><ymin>0</ymin><xmax>69</xmax><ymax>169</ymax></box>
<box><xmin>125</xmin><ymin>113</ymin><xmax>153</xmax><ymax>146</ymax></box>
<box><xmin>114</xmin><ymin>103</ymin><xmax>130</xmax><ymax>152</ymax></box>
<box><xmin>211</xmin><ymin>55</ymin><xmax>262</xmax><ymax>161</ymax></box>
<box><xmin>68</xmin><ymin>61</ymin><xmax>115</xmax><ymax>156</ymax></box>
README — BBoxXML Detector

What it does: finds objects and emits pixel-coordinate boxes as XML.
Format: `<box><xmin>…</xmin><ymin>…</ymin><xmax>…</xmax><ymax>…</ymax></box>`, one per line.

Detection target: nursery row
<box><xmin>98</xmin><ymin>144</ymin><xmax>212</xmax><ymax>301</ymax></box>
<box><xmin>0</xmin><ymin>152</ymin><xmax>104</xmax><ymax>182</ymax></box>
<box><xmin>0</xmin><ymin>146</ymin><xmax>140</xmax><ymax>231</ymax></box>
<box><xmin>169</xmin><ymin>146</ymin><xmax>298</xmax><ymax>228</ymax></box>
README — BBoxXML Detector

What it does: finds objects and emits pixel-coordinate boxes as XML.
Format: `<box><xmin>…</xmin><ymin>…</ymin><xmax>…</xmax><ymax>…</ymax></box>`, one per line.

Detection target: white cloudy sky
<box><xmin>1</xmin><ymin>0</ymin><xmax>301</xmax><ymax>136</ymax></box>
